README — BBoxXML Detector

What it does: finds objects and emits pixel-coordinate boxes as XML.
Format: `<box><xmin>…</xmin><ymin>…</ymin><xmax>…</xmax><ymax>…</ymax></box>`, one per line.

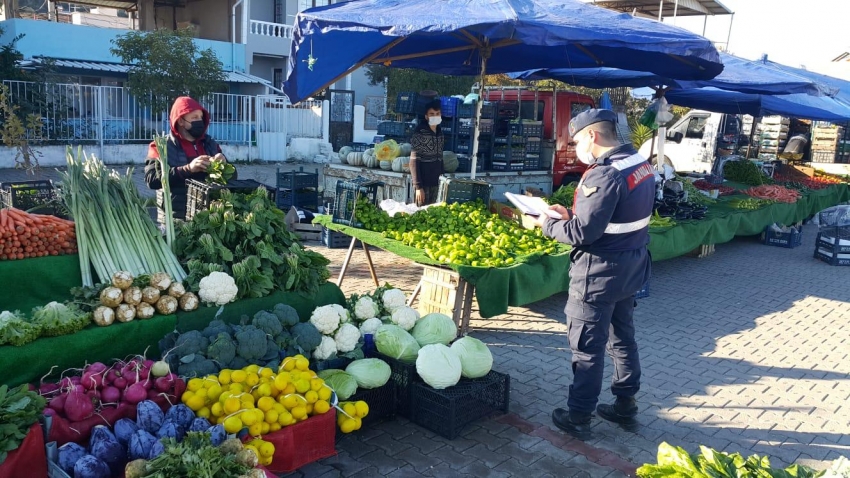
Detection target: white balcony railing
<box><xmin>249</xmin><ymin>20</ymin><xmax>294</xmax><ymax>39</ymax></box>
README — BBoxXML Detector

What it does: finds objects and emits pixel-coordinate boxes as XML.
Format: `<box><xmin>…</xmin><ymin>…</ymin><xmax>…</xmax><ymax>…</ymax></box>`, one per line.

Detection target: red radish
<box><xmin>113</xmin><ymin>377</ymin><xmax>127</xmax><ymax>390</ymax></box>
<box><xmin>101</xmin><ymin>386</ymin><xmax>121</xmax><ymax>403</ymax></box>
<box><xmin>49</xmin><ymin>394</ymin><xmax>67</xmax><ymax>413</ymax></box>
<box><xmin>40</xmin><ymin>382</ymin><xmax>60</xmax><ymax>396</ymax></box>
<box><xmin>65</xmin><ymin>391</ymin><xmax>94</xmax><ymax>421</ymax></box>
<box><xmin>81</xmin><ymin>371</ymin><xmax>103</xmax><ymax>391</ymax></box>
<box><xmin>147</xmin><ymin>390</ymin><xmax>160</xmax><ymax>400</ymax></box>
<box><xmin>123</xmin><ymin>383</ymin><xmax>147</xmax><ymax>404</ymax></box>
<box><xmin>86</xmin><ymin>362</ymin><xmax>108</xmax><ymax>373</ymax></box>
<box><xmin>143</xmin><ymin>359</ymin><xmax>154</xmax><ymax>369</ymax></box>
<box><xmin>85</xmin><ymin>389</ymin><xmax>101</xmax><ymax>403</ymax></box>
<box><xmin>105</xmin><ymin>369</ymin><xmax>119</xmax><ymax>384</ymax></box>
<box><xmin>59</xmin><ymin>377</ymin><xmax>75</xmax><ymax>390</ymax></box>
<box><xmin>70</xmin><ymin>377</ymin><xmax>81</xmax><ymax>385</ymax></box>
<box><xmin>154</xmin><ymin>376</ymin><xmax>172</xmax><ymax>393</ymax></box>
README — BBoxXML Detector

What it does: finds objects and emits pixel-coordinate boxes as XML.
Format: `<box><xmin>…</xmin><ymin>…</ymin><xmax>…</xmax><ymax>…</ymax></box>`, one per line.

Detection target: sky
<box><xmin>659</xmin><ymin>0</ymin><xmax>848</xmax><ymax>80</ymax></box>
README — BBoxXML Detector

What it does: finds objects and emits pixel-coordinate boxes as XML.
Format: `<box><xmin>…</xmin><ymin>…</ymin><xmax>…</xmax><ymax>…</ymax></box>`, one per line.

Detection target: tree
<box><xmin>111</xmin><ymin>28</ymin><xmax>226</xmax><ymax>113</ymax></box>
<box><xmin>0</xmin><ymin>25</ymin><xmax>45</xmax><ymax>172</ymax></box>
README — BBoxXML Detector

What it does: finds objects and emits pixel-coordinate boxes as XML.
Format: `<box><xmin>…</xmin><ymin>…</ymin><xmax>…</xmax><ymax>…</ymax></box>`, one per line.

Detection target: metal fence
<box><xmin>1</xmin><ymin>80</ymin><xmax>324</xmax><ymax>146</ymax></box>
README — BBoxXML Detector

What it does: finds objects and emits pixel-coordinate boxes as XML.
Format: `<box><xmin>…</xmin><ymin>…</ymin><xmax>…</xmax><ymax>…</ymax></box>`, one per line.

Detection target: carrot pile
<box><xmin>0</xmin><ymin>207</ymin><xmax>77</xmax><ymax>260</ymax></box>
<box><xmin>744</xmin><ymin>185</ymin><xmax>801</xmax><ymax>204</ymax></box>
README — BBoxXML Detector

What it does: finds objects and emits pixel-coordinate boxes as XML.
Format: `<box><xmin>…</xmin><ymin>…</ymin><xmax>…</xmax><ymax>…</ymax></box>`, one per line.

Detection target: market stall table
<box><xmin>315</xmin><ymin>183</ymin><xmax>850</xmax><ymax>322</ymax></box>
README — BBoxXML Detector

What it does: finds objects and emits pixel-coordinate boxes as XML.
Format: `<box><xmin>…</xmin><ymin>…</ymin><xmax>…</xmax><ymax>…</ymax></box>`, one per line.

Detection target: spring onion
<box><xmin>59</xmin><ymin>147</ymin><xmax>186</xmax><ymax>287</ymax></box>
<box><xmin>153</xmin><ymin>135</ymin><xmax>175</xmax><ymax>249</ymax></box>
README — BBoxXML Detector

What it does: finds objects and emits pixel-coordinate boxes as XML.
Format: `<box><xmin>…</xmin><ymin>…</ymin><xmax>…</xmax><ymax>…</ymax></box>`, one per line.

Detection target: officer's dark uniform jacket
<box><xmin>543</xmin><ymin>143</ymin><xmax>654</xmax><ymax>309</ymax></box>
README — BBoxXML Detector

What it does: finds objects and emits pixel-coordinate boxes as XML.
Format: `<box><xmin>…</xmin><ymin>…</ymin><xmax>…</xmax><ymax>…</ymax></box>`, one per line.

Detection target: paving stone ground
<box><xmin>4</xmin><ymin>164</ymin><xmax>849</xmax><ymax>477</ymax></box>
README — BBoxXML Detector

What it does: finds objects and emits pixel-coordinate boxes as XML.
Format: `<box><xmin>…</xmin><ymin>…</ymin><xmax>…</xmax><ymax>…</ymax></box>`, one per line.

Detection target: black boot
<box><xmin>596</xmin><ymin>396</ymin><xmax>638</xmax><ymax>431</ymax></box>
<box><xmin>551</xmin><ymin>408</ymin><xmax>592</xmax><ymax>439</ymax></box>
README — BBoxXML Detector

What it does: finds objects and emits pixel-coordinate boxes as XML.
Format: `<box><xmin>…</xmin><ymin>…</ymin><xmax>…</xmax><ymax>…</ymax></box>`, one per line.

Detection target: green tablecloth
<box><xmin>647</xmin><ymin>184</ymin><xmax>850</xmax><ymax>261</ymax></box>
<box><xmin>175</xmin><ymin>283</ymin><xmax>347</xmax><ymax>333</ymax></box>
<box><xmin>0</xmin><ymin>254</ymin><xmax>82</xmax><ymax>313</ymax></box>
<box><xmin>0</xmin><ymin>315</ymin><xmax>177</xmax><ymax>388</ymax></box>
<box><xmin>316</xmin><ymin>183</ymin><xmax>850</xmax><ymax>318</ymax></box>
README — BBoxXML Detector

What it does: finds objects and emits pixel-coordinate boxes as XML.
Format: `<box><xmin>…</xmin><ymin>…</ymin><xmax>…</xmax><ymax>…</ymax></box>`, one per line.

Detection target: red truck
<box><xmin>483</xmin><ymin>87</ymin><xmax>596</xmax><ymax>189</ymax></box>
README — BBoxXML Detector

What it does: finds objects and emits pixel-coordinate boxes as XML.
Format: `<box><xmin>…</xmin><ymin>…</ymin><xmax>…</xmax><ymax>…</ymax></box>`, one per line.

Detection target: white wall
<box><xmin>0</xmin><ymin>144</ymin><xmax>261</xmax><ymax>169</ymax></box>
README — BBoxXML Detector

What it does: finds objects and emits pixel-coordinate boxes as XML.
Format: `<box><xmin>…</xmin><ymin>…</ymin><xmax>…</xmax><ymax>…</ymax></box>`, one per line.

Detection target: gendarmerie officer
<box><xmin>532</xmin><ymin>109</ymin><xmax>654</xmax><ymax>438</ymax></box>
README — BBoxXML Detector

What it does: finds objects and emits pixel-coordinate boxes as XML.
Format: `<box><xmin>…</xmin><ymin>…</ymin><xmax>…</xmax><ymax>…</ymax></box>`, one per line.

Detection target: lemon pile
<box><xmin>337</xmin><ymin>400</ymin><xmax>370</xmax><ymax>434</ymax></box>
<box><xmin>244</xmin><ymin>438</ymin><xmax>276</xmax><ymax>467</ymax></box>
<box><xmin>180</xmin><ymin>355</ymin><xmax>334</xmax><ymax>440</ymax></box>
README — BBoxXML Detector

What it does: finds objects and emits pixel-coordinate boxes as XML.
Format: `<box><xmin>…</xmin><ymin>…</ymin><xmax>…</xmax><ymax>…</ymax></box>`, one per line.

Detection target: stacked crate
<box><xmin>453</xmin><ymin>101</ymin><xmax>494</xmax><ymax>172</ymax></box>
<box><xmin>491</xmin><ymin>102</ymin><xmax>525</xmax><ymax>171</ymax></box>
<box><xmin>810</xmin><ymin>123</ymin><xmax>847</xmax><ymax>164</ymax></box>
<box><xmin>757</xmin><ymin>116</ymin><xmax>789</xmax><ymax>161</ymax></box>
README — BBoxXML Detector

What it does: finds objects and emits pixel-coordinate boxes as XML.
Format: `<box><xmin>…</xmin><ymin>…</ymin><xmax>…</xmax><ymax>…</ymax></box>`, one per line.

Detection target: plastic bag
<box><xmin>639</xmin><ymin>97</ymin><xmax>673</xmax><ymax>130</ymax></box>
<box><xmin>375</xmin><ymin>139</ymin><xmax>401</xmax><ymax>161</ymax></box>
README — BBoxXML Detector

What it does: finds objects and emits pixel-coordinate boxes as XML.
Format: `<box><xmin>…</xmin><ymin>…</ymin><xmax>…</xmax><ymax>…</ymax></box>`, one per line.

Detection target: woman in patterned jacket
<box><xmin>409</xmin><ymin>99</ymin><xmax>445</xmax><ymax>206</ymax></box>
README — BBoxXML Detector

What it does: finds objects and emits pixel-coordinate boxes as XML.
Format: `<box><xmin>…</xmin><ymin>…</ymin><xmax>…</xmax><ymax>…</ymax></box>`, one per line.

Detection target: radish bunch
<box><xmin>39</xmin><ymin>356</ymin><xmax>186</xmax><ymax>424</ymax></box>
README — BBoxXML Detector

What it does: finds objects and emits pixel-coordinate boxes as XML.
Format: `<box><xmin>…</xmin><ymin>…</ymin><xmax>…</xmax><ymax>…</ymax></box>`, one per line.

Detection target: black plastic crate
<box><xmin>816</xmin><ymin>232</ymin><xmax>850</xmax><ymax>254</ymax></box>
<box><xmin>409</xmin><ymin>371</ymin><xmax>511</xmax><ymax>439</ymax></box>
<box><xmin>455</xmin><ymin>154</ymin><xmax>483</xmax><ymax>174</ymax></box>
<box><xmin>396</xmin><ymin>92</ymin><xmax>419</xmax><ymax>114</ymax></box>
<box><xmin>457</xmin><ymin>102</ymin><xmax>495</xmax><ymax>119</ymax></box>
<box><xmin>525</xmin><ymin>137</ymin><xmax>542</xmax><ymax>153</ymax></box>
<box><xmin>495</xmin><ymin>101</ymin><xmax>519</xmax><ymax>119</ymax></box>
<box><xmin>349</xmin><ymin>381</ymin><xmax>397</xmax><ymax>427</ymax></box>
<box><xmin>492</xmin><ymin>146</ymin><xmax>525</xmax><ymax>162</ymax></box>
<box><xmin>509</xmin><ymin>121</ymin><xmax>543</xmax><ymax>137</ymax></box>
<box><xmin>440</xmin><ymin>97</ymin><xmax>460</xmax><ymax>117</ymax></box>
<box><xmin>185</xmin><ymin>178</ymin><xmax>273</xmax><ymax>221</ymax></box>
<box><xmin>438</xmin><ymin>177</ymin><xmax>492</xmax><ymax>205</ymax></box>
<box><xmin>277</xmin><ymin>190</ymin><xmax>319</xmax><ymax>211</ymax></box>
<box><xmin>479</xmin><ymin>120</ymin><xmax>494</xmax><ymax>135</ymax></box>
<box><xmin>377</xmin><ymin>121</ymin><xmax>407</xmax><ymax>137</ymax></box>
<box><xmin>349</xmin><ymin>142</ymin><xmax>371</xmax><ymax>152</ymax></box>
<box><xmin>762</xmin><ymin>225</ymin><xmax>803</xmax><ymax>249</ymax></box>
<box><xmin>321</xmin><ymin>226</ymin><xmax>352</xmax><ymax>249</ymax></box>
<box><xmin>523</xmin><ymin>154</ymin><xmax>542</xmax><ymax>170</ymax></box>
<box><xmin>376</xmin><ymin>353</ymin><xmax>420</xmax><ymax>418</ymax></box>
<box><xmin>332</xmin><ymin>178</ymin><xmax>383</xmax><ymax>227</ymax></box>
<box><xmin>312</xmin><ymin>356</ymin><xmax>352</xmax><ymax>372</ymax></box>
<box><xmin>443</xmin><ymin>135</ymin><xmax>456</xmax><ymax>153</ymax></box>
<box><xmin>491</xmin><ymin>161</ymin><xmax>525</xmax><ymax>172</ymax></box>
<box><xmin>277</xmin><ymin>167</ymin><xmax>319</xmax><ymax>190</ymax></box>
<box><xmin>814</xmin><ymin>248</ymin><xmax>850</xmax><ymax>266</ymax></box>
<box><xmin>456</xmin><ymin>139</ymin><xmax>471</xmax><ymax>153</ymax></box>
<box><xmin>441</xmin><ymin>118</ymin><xmax>456</xmax><ymax>135</ymax></box>
<box><xmin>493</xmin><ymin>134</ymin><xmax>526</xmax><ymax>145</ymax></box>
<box><xmin>457</xmin><ymin>123</ymin><xmax>473</xmax><ymax>136</ymax></box>
<box><xmin>0</xmin><ymin>180</ymin><xmax>65</xmax><ymax>217</ymax></box>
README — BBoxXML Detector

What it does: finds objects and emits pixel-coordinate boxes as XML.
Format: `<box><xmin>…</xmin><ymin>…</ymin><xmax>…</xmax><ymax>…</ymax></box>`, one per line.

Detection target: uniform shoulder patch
<box><xmin>580</xmin><ymin>185</ymin><xmax>599</xmax><ymax>197</ymax></box>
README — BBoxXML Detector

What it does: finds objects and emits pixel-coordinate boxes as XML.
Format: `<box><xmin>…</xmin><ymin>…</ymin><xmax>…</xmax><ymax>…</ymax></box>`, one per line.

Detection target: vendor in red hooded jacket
<box><xmin>145</xmin><ymin>96</ymin><xmax>236</xmax><ymax>221</ymax></box>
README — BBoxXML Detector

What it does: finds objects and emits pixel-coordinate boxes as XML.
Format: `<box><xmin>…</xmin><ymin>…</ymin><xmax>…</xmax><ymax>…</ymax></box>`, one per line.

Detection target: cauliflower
<box><xmin>313</xmin><ymin>335</ymin><xmax>338</xmax><ymax>360</ymax></box>
<box><xmin>334</xmin><ymin>323</ymin><xmax>361</xmax><ymax>353</ymax></box>
<box><xmin>391</xmin><ymin>306</ymin><xmax>419</xmax><ymax>331</ymax></box>
<box><xmin>359</xmin><ymin>317</ymin><xmax>383</xmax><ymax>336</ymax></box>
<box><xmin>381</xmin><ymin>289</ymin><xmax>407</xmax><ymax>313</ymax></box>
<box><xmin>310</xmin><ymin>305</ymin><xmax>343</xmax><ymax>335</ymax></box>
<box><xmin>353</xmin><ymin>296</ymin><xmax>380</xmax><ymax>322</ymax></box>
<box><xmin>198</xmin><ymin>272</ymin><xmax>238</xmax><ymax>306</ymax></box>
<box><xmin>330</xmin><ymin>304</ymin><xmax>351</xmax><ymax>324</ymax></box>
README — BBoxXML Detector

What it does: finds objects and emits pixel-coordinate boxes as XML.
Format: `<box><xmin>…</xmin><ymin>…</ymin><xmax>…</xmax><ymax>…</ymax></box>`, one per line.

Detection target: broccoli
<box><xmin>234</xmin><ymin>326</ymin><xmax>268</xmax><ymax>361</ymax></box>
<box><xmin>265</xmin><ymin>359</ymin><xmax>281</xmax><ymax>370</ymax></box>
<box><xmin>228</xmin><ymin>357</ymin><xmax>249</xmax><ymax>370</ymax></box>
<box><xmin>261</xmin><ymin>337</ymin><xmax>280</xmax><ymax>363</ymax></box>
<box><xmin>201</xmin><ymin>320</ymin><xmax>230</xmax><ymax>339</ymax></box>
<box><xmin>252</xmin><ymin>310</ymin><xmax>283</xmax><ymax>337</ymax></box>
<box><xmin>174</xmin><ymin>330</ymin><xmax>210</xmax><ymax>358</ymax></box>
<box><xmin>207</xmin><ymin>333</ymin><xmax>237</xmax><ymax>365</ymax></box>
<box><xmin>178</xmin><ymin>355</ymin><xmax>218</xmax><ymax>377</ymax></box>
<box><xmin>292</xmin><ymin>322</ymin><xmax>322</xmax><ymax>352</ymax></box>
<box><xmin>274</xmin><ymin>330</ymin><xmax>293</xmax><ymax>350</ymax></box>
<box><xmin>272</xmin><ymin>303</ymin><xmax>300</xmax><ymax>328</ymax></box>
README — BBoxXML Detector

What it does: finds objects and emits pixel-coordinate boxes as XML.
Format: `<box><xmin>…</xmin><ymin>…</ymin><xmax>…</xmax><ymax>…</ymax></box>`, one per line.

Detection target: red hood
<box><xmin>170</xmin><ymin>96</ymin><xmax>210</xmax><ymax>140</ymax></box>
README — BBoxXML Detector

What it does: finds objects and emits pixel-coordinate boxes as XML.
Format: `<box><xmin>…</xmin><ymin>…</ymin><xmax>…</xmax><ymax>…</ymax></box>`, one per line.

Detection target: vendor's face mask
<box><xmin>428</xmin><ymin>116</ymin><xmax>442</xmax><ymax>126</ymax></box>
<box><xmin>576</xmin><ymin>131</ymin><xmax>596</xmax><ymax>165</ymax></box>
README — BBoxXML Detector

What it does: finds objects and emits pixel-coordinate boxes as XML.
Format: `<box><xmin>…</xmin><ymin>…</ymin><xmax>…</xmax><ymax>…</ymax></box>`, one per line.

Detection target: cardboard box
<box><xmin>488</xmin><ymin>199</ymin><xmax>538</xmax><ymax>230</ymax></box>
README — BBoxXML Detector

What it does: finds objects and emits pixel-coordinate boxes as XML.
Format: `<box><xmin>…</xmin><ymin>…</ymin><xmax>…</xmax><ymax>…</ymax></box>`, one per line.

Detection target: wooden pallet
<box><xmin>812</xmin><ymin>128</ymin><xmax>845</xmax><ymax>141</ymax></box>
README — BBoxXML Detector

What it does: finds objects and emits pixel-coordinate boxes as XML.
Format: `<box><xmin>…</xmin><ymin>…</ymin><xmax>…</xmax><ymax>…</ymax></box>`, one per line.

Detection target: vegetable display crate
<box><xmin>409</xmin><ymin>371</ymin><xmax>511</xmax><ymax>440</ymax></box>
<box><xmin>524</xmin><ymin>154</ymin><xmax>542</xmax><ymax>170</ymax></box>
<box><xmin>349</xmin><ymin>381</ymin><xmax>397</xmax><ymax>427</ymax></box>
<box><xmin>395</xmin><ymin>91</ymin><xmax>419</xmax><ymax>114</ymax></box>
<box><xmin>331</xmin><ymin>178</ymin><xmax>383</xmax><ymax>227</ymax></box>
<box><xmin>321</xmin><ymin>226</ymin><xmax>352</xmax><ymax>249</ymax></box>
<box><xmin>437</xmin><ymin>177</ymin><xmax>492</xmax><ymax>205</ymax></box>
<box><xmin>264</xmin><ymin>410</ymin><xmax>337</xmax><ymax>474</ymax></box>
<box><xmin>377</xmin><ymin>121</ymin><xmax>408</xmax><ymax>137</ymax></box>
<box><xmin>509</xmin><ymin>121</ymin><xmax>543</xmax><ymax>137</ymax></box>
<box><xmin>376</xmin><ymin>353</ymin><xmax>421</xmax><ymax>418</ymax></box>
<box><xmin>457</xmin><ymin>102</ymin><xmax>495</xmax><ymax>119</ymax></box>
<box><xmin>492</xmin><ymin>146</ymin><xmax>525</xmax><ymax>162</ymax></box>
<box><xmin>440</xmin><ymin>96</ymin><xmax>460</xmax><ymax>117</ymax></box>
<box><xmin>761</xmin><ymin>225</ymin><xmax>803</xmax><ymax>249</ymax></box>
<box><xmin>185</xmin><ymin>179</ymin><xmax>273</xmax><ymax>221</ymax></box>
<box><xmin>814</xmin><ymin>232</ymin><xmax>850</xmax><ymax>266</ymax></box>
<box><xmin>312</xmin><ymin>356</ymin><xmax>352</xmax><ymax>372</ymax></box>
<box><xmin>525</xmin><ymin>137</ymin><xmax>542</xmax><ymax>153</ymax></box>
<box><xmin>0</xmin><ymin>180</ymin><xmax>66</xmax><ymax>217</ymax></box>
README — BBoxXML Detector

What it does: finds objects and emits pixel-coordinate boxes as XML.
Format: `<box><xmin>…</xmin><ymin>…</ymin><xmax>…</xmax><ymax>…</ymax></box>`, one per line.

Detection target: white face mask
<box><xmin>428</xmin><ymin>116</ymin><xmax>442</xmax><ymax>126</ymax></box>
<box><xmin>576</xmin><ymin>134</ymin><xmax>596</xmax><ymax>165</ymax></box>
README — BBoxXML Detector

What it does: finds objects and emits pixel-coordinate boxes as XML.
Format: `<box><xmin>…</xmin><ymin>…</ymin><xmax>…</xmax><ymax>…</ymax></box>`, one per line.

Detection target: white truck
<box><xmin>638</xmin><ymin>110</ymin><xmax>744</xmax><ymax>175</ymax></box>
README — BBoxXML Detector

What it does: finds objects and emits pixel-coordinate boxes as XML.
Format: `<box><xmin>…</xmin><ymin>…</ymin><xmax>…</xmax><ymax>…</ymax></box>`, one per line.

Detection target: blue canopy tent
<box><xmin>509</xmin><ymin>52</ymin><xmax>832</xmax><ymax>96</ymax></box>
<box><xmin>283</xmin><ymin>0</ymin><xmax>724</xmax><ymax>176</ymax></box>
<box><xmin>664</xmin><ymin>88</ymin><xmax>850</xmax><ymax>121</ymax></box>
